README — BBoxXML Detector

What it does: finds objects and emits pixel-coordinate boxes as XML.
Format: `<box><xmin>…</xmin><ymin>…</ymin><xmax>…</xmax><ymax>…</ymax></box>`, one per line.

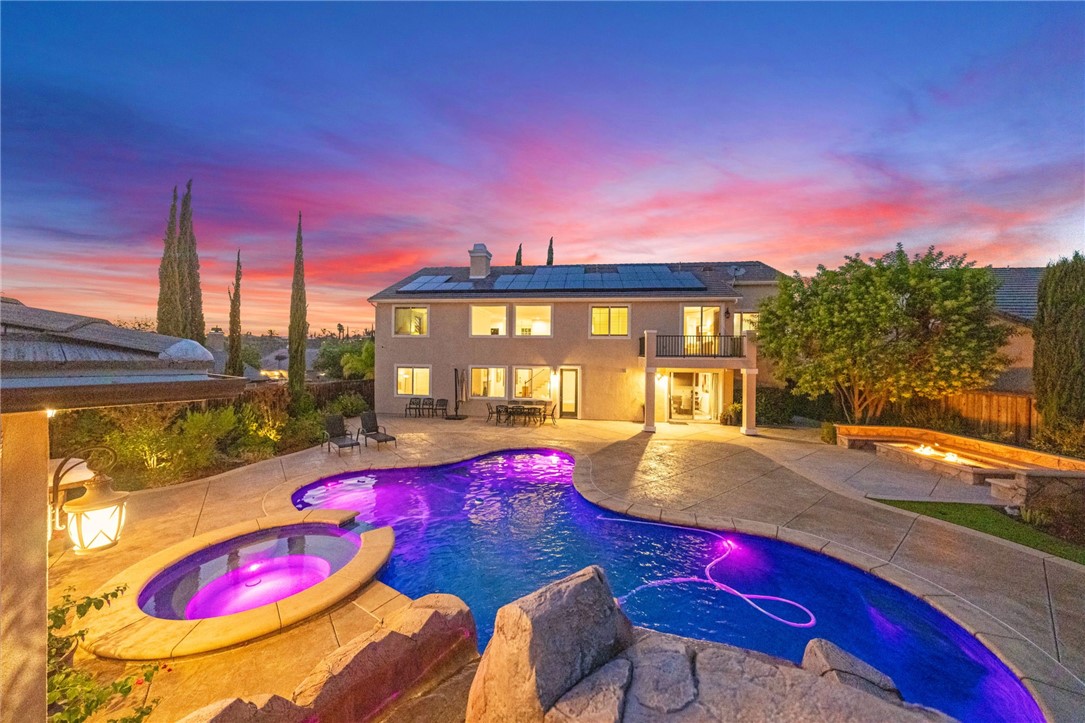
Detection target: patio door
<box><xmin>559</xmin><ymin>368</ymin><xmax>579</xmax><ymax>418</ymax></box>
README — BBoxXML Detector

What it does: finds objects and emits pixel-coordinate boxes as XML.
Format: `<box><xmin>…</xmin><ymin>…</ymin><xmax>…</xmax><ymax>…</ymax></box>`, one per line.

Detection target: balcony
<box><xmin>638</xmin><ymin>334</ymin><xmax>745</xmax><ymax>358</ymax></box>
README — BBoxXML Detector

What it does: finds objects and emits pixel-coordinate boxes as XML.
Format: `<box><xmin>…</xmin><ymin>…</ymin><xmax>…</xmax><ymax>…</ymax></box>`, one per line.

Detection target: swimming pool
<box><xmin>292</xmin><ymin>448</ymin><xmax>1041</xmax><ymax>722</ymax></box>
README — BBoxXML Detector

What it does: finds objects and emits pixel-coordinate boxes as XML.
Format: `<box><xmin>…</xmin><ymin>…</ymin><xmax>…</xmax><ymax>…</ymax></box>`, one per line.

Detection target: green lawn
<box><xmin>880</xmin><ymin>500</ymin><xmax>1085</xmax><ymax>566</ymax></box>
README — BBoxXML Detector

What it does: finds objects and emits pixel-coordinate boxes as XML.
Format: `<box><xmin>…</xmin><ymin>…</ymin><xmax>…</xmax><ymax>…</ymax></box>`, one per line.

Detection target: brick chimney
<box><xmin>469</xmin><ymin>243</ymin><xmax>492</xmax><ymax>279</ymax></box>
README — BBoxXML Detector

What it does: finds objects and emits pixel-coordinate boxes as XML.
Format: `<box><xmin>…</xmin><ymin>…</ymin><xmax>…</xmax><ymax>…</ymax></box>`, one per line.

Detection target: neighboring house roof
<box><xmin>209</xmin><ymin>350</ymin><xmax>265</xmax><ymax>382</ymax></box>
<box><xmin>369</xmin><ymin>261</ymin><xmax>782</xmax><ymax>302</ymax></box>
<box><xmin>260</xmin><ymin>348</ymin><xmax>320</xmax><ymax>371</ymax></box>
<box><xmin>0</xmin><ymin>297</ymin><xmax>246</xmax><ymax>412</ymax></box>
<box><xmin>989</xmin><ymin>267</ymin><xmax>1044</xmax><ymax>324</ymax></box>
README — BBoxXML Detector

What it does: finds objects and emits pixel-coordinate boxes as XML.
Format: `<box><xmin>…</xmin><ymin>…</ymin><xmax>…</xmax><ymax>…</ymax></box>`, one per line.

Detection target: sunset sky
<box><xmin>2</xmin><ymin>2</ymin><xmax>1082</xmax><ymax>333</ymax></box>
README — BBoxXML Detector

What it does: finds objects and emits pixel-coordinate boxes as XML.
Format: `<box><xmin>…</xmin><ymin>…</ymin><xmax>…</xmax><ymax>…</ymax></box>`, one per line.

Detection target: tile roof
<box><xmin>989</xmin><ymin>267</ymin><xmax>1044</xmax><ymax>323</ymax></box>
<box><xmin>369</xmin><ymin>261</ymin><xmax>781</xmax><ymax>302</ymax></box>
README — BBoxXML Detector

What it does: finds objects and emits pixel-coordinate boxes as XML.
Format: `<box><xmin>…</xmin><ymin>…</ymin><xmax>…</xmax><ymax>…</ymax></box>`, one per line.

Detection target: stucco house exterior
<box><xmin>368</xmin><ymin>245</ymin><xmax>781</xmax><ymax>435</ymax></box>
<box><xmin>989</xmin><ymin>267</ymin><xmax>1044</xmax><ymax>393</ymax></box>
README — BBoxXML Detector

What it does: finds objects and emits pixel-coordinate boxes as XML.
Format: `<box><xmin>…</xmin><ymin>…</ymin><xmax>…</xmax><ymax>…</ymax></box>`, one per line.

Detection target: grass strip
<box><xmin>880</xmin><ymin>500</ymin><xmax>1085</xmax><ymax>566</ymax></box>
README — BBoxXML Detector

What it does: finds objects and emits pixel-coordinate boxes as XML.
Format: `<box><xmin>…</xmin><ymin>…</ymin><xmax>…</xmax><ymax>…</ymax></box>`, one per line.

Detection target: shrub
<box><xmin>173</xmin><ymin>407</ymin><xmax>238</xmax><ymax>473</ymax></box>
<box><xmin>49</xmin><ymin>586</ymin><xmax>160</xmax><ymax>723</ymax></box>
<box><xmin>1033</xmin><ymin>420</ymin><xmax>1085</xmax><ymax>460</ymax></box>
<box><xmin>278</xmin><ymin>411</ymin><xmax>324</xmax><ymax>453</ymax></box>
<box><xmin>233</xmin><ymin>402</ymin><xmax>286</xmax><ymax>462</ymax></box>
<box><xmin>820</xmin><ymin>421</ymin><xmax>838</xmax><ymax>445</ymax></box>
<box><xmin>756</xmin><ymin>387</ymin><xmax>794</xmax><ymax>425</ymax></box>
<box><xmin>326</xmin><ymin>392</ymin><xmax>368</xmax><ymax>418</ymax></box>
<box><xmin>103</xmin><ymin>405</ymin><xmax>183</xmax><ymax>474</ymax></box>
<box><xmin>49</xmin><ymin>409</ymin><xmax>116</xmax><ymax>459</ymax></box>
<box><xmin>718</xmin><ymin>403</ymin><xmax>742</xmax><ymax>425</ymax></box>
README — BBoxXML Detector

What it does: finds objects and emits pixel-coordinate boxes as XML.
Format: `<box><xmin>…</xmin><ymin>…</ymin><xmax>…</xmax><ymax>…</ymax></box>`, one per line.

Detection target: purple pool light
<box><xmin>138</xmin><ymin>523</ymin><xmax>360</xmax><ymax>620</ymax></box>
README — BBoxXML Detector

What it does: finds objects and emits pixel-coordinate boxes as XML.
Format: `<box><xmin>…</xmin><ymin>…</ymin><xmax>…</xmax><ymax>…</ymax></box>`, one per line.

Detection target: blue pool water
<box><xmin>293</xmin><ymin>449</ymin><xmax>1042</xmax><ymax>722</ymax></box>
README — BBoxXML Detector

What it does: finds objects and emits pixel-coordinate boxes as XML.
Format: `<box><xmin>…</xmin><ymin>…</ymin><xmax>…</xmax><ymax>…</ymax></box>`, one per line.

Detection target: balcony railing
<box><xmin>642</xmin><ymin>334</ymin><xmax>745</xmax><ymax>358</ymax></box>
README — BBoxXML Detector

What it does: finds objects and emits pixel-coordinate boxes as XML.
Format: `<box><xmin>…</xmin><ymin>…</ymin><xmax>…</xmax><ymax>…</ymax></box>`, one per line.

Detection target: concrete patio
<box><xmin>48</xmin><ymin>418</ymin><xmax>1085</xmax><ymax>721</ymax></box>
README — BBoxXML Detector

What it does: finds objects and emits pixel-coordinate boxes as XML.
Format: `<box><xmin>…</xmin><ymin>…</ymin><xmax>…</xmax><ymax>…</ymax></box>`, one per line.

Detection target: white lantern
<box><xmin>63</xmin><ymin>473</ymin><xmax>129</xmax><ymax>554</ymax></box>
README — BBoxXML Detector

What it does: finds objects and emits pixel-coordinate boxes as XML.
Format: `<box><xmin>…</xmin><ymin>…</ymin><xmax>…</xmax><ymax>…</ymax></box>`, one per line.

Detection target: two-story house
<box><xmin>368</xmin><ymin>244</ymin><xmax>781</xmax><ymax>435</ymax></box>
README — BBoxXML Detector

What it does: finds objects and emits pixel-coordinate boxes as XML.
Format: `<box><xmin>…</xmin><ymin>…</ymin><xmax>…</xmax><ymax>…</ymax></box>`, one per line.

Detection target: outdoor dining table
<box><xmin>504</xmin><ymin>404</ymin><xmax>544</xmax><ymax>425</ymax></box>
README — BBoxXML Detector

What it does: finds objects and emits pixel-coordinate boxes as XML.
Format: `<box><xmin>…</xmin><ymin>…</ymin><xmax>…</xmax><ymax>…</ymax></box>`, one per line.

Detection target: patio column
<box><xmin>643</xmin><ymin>367</ymin><xmax>657</xmax><ymax>433</ymax></box>
<box><xmin>740</xmin><ymin>368</ymin><xmax>758</xmax><ymax>436</ymax></box>
<box><xmin>0</xmin><ymin>411</ymin><xmax>49</xmax><ymax>721</ymax></box>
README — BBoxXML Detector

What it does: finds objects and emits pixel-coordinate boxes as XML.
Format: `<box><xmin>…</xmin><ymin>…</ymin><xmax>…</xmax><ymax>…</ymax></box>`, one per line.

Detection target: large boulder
<box><xmin>294</xmin><ymin>593</ymin><xmax>478</xmax><ymax>721</ymax></box>
<box><xmin>802</xmin><ymin>638</ymin><xmax>903</xmax><ymax>704</ymax></box>
<box><xmin>466</xmin><ymin>566</ymin><xmax>635</xmax><ymax>722</ymax></box>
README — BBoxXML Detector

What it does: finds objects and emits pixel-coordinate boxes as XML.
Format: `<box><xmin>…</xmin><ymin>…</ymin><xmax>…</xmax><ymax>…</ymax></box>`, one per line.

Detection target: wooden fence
<box><xmin>938</xmin><ymin>390</ymin><xmax>1041</xmax><ymax>445</ymax></box>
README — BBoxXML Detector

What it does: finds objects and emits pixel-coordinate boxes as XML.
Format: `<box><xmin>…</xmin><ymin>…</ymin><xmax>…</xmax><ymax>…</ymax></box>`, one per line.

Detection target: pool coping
<box><xmin>262</xmin><ymin>444</ymin><xmax>1085</xmax><ymax>722</ymax></box>
<box><xmin>80</xmin><ymin>509</ymin><xmax>394</xmax><ymax>660</ymax></box>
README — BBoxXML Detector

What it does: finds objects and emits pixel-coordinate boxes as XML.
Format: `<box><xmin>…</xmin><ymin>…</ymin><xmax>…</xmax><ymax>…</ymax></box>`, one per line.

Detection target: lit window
<box><xmin>513</xmin><ymin>367</ymin><xmax>552</xmax><ymax>400</ymax></box>
<box><xmin>470</xmin><ymin>367</ymin><xmax>506</xmax><ymax>398</ymax></box>
<box><xmin>734</xmin><ymin>312</ymin><xmax>759</xmax><ymax>335</ymax></box>
<box><xmin>514</xmin><ymin>305</ymin><xmax>551</xmax><ymax>336</ymax></box>
<box><xmin>394</xmin><ymin>307</ymin><xmax>428</xmax><ymax>336</ymax></box>
<box><xmin>683</xmin><ymin>306</ymin><xmax>720</xmax><ymax>336</ymax></box>
<box><xmin>591</xmin><ymin>306</ymin><xmax>629</xmax><ymax>336</ymax></box>
<box><xmin>396</xmin><ymin>367</ymin><xmax>430</xmax><ymax>395</ymax></box>
<box><xmin>471</xmin><ymin>306</ymin><xmax>507</xmax><ymax>336</ymax></box>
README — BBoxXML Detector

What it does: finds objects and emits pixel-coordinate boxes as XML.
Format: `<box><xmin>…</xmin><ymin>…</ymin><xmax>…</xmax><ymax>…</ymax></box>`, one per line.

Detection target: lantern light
<box><xmin>61</xmin><ymin>447</ymin><xmax>128</xmax><ymax>554</ymax></box>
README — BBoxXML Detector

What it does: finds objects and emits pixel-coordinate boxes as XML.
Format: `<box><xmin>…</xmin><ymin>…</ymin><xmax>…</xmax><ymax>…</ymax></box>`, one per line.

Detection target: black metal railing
<box><xmin>655</xmin><ymin>335</ymin><xmax>744</xmax><ymax>358</ymax></box>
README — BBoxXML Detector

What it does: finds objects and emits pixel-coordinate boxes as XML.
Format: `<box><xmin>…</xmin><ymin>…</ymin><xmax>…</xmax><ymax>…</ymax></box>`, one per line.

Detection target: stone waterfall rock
<box><xmin>466</xmin><ymin>565</ymin><xmax>635</xmax><ymax>722</ymax></box>
<box><xmin>802</xmin><ymin>638</ymin><xmax>903</xmax><ymax>704</ymax></box>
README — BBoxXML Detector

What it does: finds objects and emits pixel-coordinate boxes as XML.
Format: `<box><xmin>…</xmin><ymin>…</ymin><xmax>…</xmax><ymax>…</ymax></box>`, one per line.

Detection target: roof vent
<box><xmin>469</xmin><ymin>243</ymin><xmax>492</xmax><ymax>279</ymax></box>
<box><xmin>159</xmin><ymin>339</ymin><xmax>214</xmax><ymax>363</ymax></box>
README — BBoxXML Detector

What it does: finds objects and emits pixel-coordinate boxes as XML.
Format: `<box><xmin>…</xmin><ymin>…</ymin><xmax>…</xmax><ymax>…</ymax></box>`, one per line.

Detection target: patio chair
<box><xmin>433</xmin><ymin>399</ymin><xmax>449</xmax><ymax>418</ymax></box>
<box><xmin>360</xmin><ymin>411</ymin><xmax>397</xmax><ymax>449</ymax></box>
<box><xmin>495</xmin><ymin>405</ymin><xmax>509</xmax><ymax>424</ymax></box>
<box><xmin>322</xmin><ymin>415</ymin><xmax>360</xmax><ymax>455</ymax></box>
<box><xmin>420</xmin><ymin>398</ymin><xmax>435</xmax><ymax>417</ymax></box>
<box><xmin>404</xmin><ymin>397</ymin><xmax>422</xmax><ymax>417</ymax></box>
<box><xmin>486</xmin><ymin>402</ymin><xmax>496</xmax><ymax>422</ymax></box>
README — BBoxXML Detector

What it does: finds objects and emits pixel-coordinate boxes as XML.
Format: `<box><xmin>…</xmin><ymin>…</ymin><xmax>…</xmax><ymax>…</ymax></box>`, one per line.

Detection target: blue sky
<box><xmin>2</xmin><ymin>2</ymin><xmax>1082</xmax><ymax>330</ymax></box>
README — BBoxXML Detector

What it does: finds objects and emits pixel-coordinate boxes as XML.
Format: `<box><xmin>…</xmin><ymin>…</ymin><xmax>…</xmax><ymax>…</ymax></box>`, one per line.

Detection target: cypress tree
<box><xmin>176</xmin><ymin>180</ymin><xmax>206</xmax><ymax>344</ymax></box>
<box><xmin>515</xmin><ymin>244</ymin><xmax>522</xmax><ymax>266</ymax></box>
<box><xmin>1034</xmin><ymin>252</ymin><xmax>1085</xmax><ymax>425</ymax></box>
<box><xmin>155</xmin><ymin>187</ymin><xmax>182</xmax><ymax>336</ymax></box>
<box><xmin>546</xmin><ymin>237</ymin><xmax>554</xmax><ymax>266</ymax></box>
<box><xmin>288</xmin><ymin>212</ymin><xmax>309</xmax><ymax>400</ymax></box>
<box><xmin>225</xmin><ymin>250</ymin><xmax>244</xmax><ymax>377</ymax></box>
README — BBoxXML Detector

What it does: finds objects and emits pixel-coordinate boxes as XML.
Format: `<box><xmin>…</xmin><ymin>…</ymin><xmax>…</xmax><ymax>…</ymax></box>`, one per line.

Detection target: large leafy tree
<box><xmin>340</xmin><ymin>339</ymin><xmax>375</xmax><ymax>380</ymax></box>
<box><xmin>176</xmin><ymin>180</ymin><xmax>206</xmax><ymax>344</ymax></box>
<box><xmin>155</xmin><ymin>187</ymin><xmax>182</xmax><ymax>336</ymax></box>
<box><xmin>288</xmin><ymin>212</ymin><xmax>309</xmax><ymax>400</ymax></box>
<box><xmin>1034</xmin><ymin>252</ymin><xmax>1085</xmax><ymax>425</ymax></box>
<box><xmin>225</xmin><ymin>250</ymin><xmax>244</xmax><ymax>377</ymax></box>
<box><xmin>757</xmin><ymin>245</ymin><xmax>1010</xmax><ymax>423</ymax></box>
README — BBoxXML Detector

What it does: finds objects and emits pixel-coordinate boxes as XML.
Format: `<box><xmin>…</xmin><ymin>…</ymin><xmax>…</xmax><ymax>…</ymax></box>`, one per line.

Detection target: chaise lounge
<box><xmin>360</xmin><ymin>411</ymin><xmax>397</xmax><ymax>449</ymax></box>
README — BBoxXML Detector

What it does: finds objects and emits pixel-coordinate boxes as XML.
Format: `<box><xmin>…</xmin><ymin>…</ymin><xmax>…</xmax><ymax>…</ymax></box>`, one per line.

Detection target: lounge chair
<box><xmin>433</xmin><ymin>399</ymin><xmax>449</xmax><ymax>418</ymax></box>
<box><xmin>421</xmin><ymin>398</ymin><xmax>435</xmax><ymax>417</ymax></box>
<box><xmin>404</xmin><ymin>397</ymin><xmax>422</xmax><ymax>417</ymax></box>
<box><xmin>322</xmin><ymin>415</ymin><xmax>360</xmax><ymax>455</ymax></box>
<box><xmin>360</xmin><ymin>411</ymin><xmax>397</xmax><ymax>449</ymax></box>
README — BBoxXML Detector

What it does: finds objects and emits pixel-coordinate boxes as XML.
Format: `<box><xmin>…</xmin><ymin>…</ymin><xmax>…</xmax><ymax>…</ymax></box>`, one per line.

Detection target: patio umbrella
<box><xmin>447</xmin><ymin>367</ymin><xmax>469</xmax><ymax>420</ymax></box>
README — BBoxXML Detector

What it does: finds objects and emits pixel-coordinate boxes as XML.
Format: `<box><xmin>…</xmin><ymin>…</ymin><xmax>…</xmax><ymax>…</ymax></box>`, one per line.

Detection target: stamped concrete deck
<box><xmin>48</xmin><ymin>418</ymin><xmax>1085</xmax><ymax>722</ymax></box>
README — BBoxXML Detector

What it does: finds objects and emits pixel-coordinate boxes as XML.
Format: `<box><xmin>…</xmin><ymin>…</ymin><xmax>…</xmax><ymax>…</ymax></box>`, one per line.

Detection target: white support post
<box><xmin>740</xmin><ymin>368</ymin><xmax>758</xmax><ymax>436</ymax></box>
<box><xmin>644</xmin><ymin>366</ymin><xmax>657</xmax><ymax>433</ymax></box>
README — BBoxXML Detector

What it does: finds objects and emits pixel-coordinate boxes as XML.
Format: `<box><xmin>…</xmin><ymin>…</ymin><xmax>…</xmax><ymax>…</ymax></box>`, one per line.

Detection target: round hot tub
<box><xmin>79</xmin><ymin>511</ymin><xmax>394</xmax><ymax>659</ymax></box>
<box><xmin>139</xmin><ymin>523</ymin><xmax>360</xmax><ymax>620</ymax></box>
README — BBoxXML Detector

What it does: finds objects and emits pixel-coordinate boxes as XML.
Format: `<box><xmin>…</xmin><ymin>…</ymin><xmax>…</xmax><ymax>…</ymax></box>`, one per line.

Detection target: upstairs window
<box><xmin>591</xmin><ymin>306</ymin><xmax>629</xmax><ymax>336</ymax></box>
<box><xmin>514</xmin><ymin>305</ymin><xmax>552</xmax><ymax>336</ymax></box>
<box><xmin>471</xmin><ymin>305</ymin><xmax>507</xmax><ymax>336</ymax></box>
<box><xmin>683</xmin><ymin>306</ymin><xmax>720</xmax><ymax>336</ymax></box>
<box><xmin>734</xmin><ymin>312</ymin><xmax>759</xmax><ymax>335</ymax></box>
<box><xmin>394</xmin><ymin>307</ymin><xmax>428</xmax><ymax>336</ymax></box>
<box><xmin>470</xmin><ymin>367</ymin><xmax>506</xmax><ymax>398</ymax></box>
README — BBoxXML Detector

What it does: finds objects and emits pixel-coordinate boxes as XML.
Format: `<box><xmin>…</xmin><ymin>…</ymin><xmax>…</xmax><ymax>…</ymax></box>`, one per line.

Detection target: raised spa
<box><xmin>138</xmin><ymin>522</ymin><xmax>360</xmax><ymax>620</ymax></box>
<box><xmin>293</xmin><ymin>449</ymin><xmax>1043</xmax><ymax>722</ymax></box>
